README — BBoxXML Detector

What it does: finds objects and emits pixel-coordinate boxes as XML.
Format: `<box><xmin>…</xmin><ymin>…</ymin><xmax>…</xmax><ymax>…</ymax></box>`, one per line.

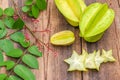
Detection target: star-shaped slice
<box><xmin>85</xmin><ymin>51</ymin><xmax>96</xmax><ymax>69</ymax></box>
<box><xmin>101</xmin><ymin>49</ymin><xmax>116</xmax><ymax>62</ymax></box>
<box><xmin>95</xmin><ymin>50</ymin><xmax>104</xmax><ymax>71</ymax></box>
<box><xmin>64</xmin><ymin>50</ymin><xmax>87</xmax><ymax>71</ymax></box>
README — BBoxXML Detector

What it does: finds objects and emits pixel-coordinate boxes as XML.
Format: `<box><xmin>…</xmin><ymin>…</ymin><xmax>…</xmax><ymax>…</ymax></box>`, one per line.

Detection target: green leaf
<box><xmin>12</xmin><ymin>18</ymin><xmax>24</xmax><ymax>29</ymax></box>
<box><xmin>14</xmin><ymin>65</ymin><xmax>36</xmax><ymax>80</ymax></box>
<box><xmin>6</xmin><ymin>48</ymin><xmax>23</xmax><ymax>58</ymax></box>
<box><xmin>22</xmin><ymin>54</ymin><xmax>39</xmax><ymax>69</ymax></box>
<box><xmin>32</xmin><ymin>5</ymin><xmax>39</xmax><ymax>18</ymax></box>
<box><xmin>4</xmin><ymin>17</ymin><xmax>15</xmax><ymax>28</ymax></box>
<box><xmin>10</xmin><ymin>32</ymin><xmax>25</xmax><ymax>42</ymax></box>
<box><xmin>28</xmin><ymin>45</ymin><xmax>42</xmax><ymax>57</ymax></box>
<box><xmin>22</xmin><ymin>6</ymin><xmax>30</xmax><ymax>12</ymax></box>
<box><xmin>4</xmin><ymin>60</ymin><xmax>15</xmax><ymax>70</ymax></box>
<box><xmin>0</xmin><ymin>60</ymin><xmax>15</xmax><ymax>70</ymax></box>
<box><xmin>25</xmin><ymin>0</ymin><xmax>33</xmax><ymax>5</ymax></box>
<box><xmin>20</xmin><ymin>40</ymin><xmax>30</xmax><ymax>48</ymax></box>
<box><xmin>28</xmin><ymin>11</ymin><xmax>33</xmax><ymax>17</ymax></box>
<box><xmin>0</xmin><ymin>50</ymin><xmax>3</xmax><ymax>62</ymax></box>
<box><xmin>0</xmin><ymin>8</ymin><xmax>3</xmax><ymax>17</ymax></box>
<box><xmin>0</xmin><ymin>39</ymin><xmax>14</xmax><ymax>53</ymax></box>
<box><xmin>4</xmin><ymin>8</ymin><xmax>14</xmax><ymax>16</ymax></box>
<box><xmin>0</xmin><ymin>74</ymin><xmax>7</xmax><ymax>80</ymax></box>
<box><xmin>10</xmin><ymin>31</ymin><xmax>30</xmax><ymax>48</ymax></box>
<box><xmin>36</xmin><ymin>0</ymin><xmax>47</xmax><ymax>10</ymax></box>
<box><xmin>0</xmin><ymin>20</ymin><xmax>7</xmax><ymax>38</ymax></box>
<box><xmin>6</xmin><ymin>75</ymin><xmax>22</xmax><ymax>80</ymax></box>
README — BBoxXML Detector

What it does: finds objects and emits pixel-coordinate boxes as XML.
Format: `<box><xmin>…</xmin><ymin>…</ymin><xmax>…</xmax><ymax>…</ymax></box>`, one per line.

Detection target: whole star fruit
<box><xmin>55</xmin><ymin>0</ymin><xmax>86</xmax><ymax>26</ymax></box>
<box><xmin>79</xmin><ymin>3</ymin><xmax>115</xmax><ymax>42</ymax></box>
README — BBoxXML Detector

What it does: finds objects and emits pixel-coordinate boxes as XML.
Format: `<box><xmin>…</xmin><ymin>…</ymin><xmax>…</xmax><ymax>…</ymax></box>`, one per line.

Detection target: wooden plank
<box><xmin>0</xmin><ymin>0</ymin><xmax>82</xmax><ymax>80</ymax></box>
<box><xmin>0</xmin><ymin>0</ymin><xmax>120</xmax><ymax>80</ymax></box>
<box><xmin>82</xmin><ymin>0</ymin><xmax>120</xmax><ymax>80</ymax></box>
<box><xmin>38</xmin><ymin>0</ymin><xmax>82</xmax><ymax>80</ymax></box>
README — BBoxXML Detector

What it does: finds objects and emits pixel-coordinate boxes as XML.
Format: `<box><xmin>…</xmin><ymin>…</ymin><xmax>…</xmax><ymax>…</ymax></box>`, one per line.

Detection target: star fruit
<box><xmin>95</xmin><ymin>50</ymin><xmax>104</xmax><ymax>70</ymax></box>
<box><xmin>85</xmin><ymin>51</ymin><xmax>96</xmax><ymax>69</ymax></box>
<box><xmin>85</xmin><ymin>50</ymin><xmax>104</xmax><ymax>70</ymax></box>
<box><xmin>64</xmin><ymin>50</ymin><xmax>87</xmax><ymax>71</ymax></box>
<box><xmin>101</xmin><ymin>49</ymin><xmax>116</xmax><ymax>62</ymax></box>
<box><xmin>50</xmin><ymin>30</ymin><xmax>75</xmax><ymax>46</ymax></box>
<box><xmin>55</xmin><ymin>0</ymin><xmax>86</xmax><ymax>26</ymax></box>
<box><xmin>64</xmin><ymin>49</ymin><xmax>116</xmax><ymax>72</ymax></box>
<box><xmin>79</xmin><ymin>3</ymin><xmax>115</xmax><ymax>42</ymax></box>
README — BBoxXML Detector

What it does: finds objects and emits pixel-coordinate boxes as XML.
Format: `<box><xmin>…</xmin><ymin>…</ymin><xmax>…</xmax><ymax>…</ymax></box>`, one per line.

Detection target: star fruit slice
<box><xmin>64</xmin><ymin>50</ymin><xmax>87</xmax><ymax>71</ymax></box>
<box><xmin>101</xmin><ymin>49</ymin><xmax>116</xmax><ymax>62</ymax></box>
<box><xmin>94</xmin><ymin>50</ymin><xmax>104</xmax><ymax>71</ymax></box>
<box><xmin>85</xmin><ymin>51</ymin><xmax>97</xmax><ymax>69</ymax></box>
<box><xmin>50</xmin><ymin>30</ymin><xmax>75</xmax><ymax>46</ymax></box>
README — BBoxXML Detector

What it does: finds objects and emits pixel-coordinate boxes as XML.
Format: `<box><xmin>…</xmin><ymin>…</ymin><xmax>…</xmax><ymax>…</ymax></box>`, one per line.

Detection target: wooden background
<box><xmin>0</xmin><ymin>0</ymin><xmax>120</xmax><ymax>80</ymax></box>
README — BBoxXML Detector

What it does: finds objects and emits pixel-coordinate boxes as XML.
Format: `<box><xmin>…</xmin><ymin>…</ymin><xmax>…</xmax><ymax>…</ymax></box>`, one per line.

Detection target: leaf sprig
<box><xmin>22</xmin><ymin>0</ymin><xmax>47</xmax><ymax>18</ymax></box>
<box><xmin>0</xmin><ymin>7</ymin><xmax>42</xmax><ymax>80</ymax></box>
<box><xmin>0</xmin><ymin>0</ymin><xmax>57</xmax><ymax>79</ymax></box>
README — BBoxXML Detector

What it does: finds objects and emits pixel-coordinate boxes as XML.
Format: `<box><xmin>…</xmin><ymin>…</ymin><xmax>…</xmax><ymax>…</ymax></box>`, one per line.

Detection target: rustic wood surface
<box><xmin>0</xmin><ymin>0</ymin><xmax>120</xmax><ymax>80</ymax></box>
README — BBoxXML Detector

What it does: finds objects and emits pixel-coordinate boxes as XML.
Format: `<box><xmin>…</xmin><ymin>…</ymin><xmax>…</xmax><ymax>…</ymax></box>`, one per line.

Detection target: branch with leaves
<box><xmin>12</xmin><ymin>0</ymin><xmax>57</xmax><ymax>56</ymax></box>
<box><xmin>0</xmin><ymin>0</ymin><xmax>53</xmax><ymax>80</ymax></box>
<box><xmin>22</xmin><ymin>0</ymin><xmax>47</xmax><ymax>18</ymax></box>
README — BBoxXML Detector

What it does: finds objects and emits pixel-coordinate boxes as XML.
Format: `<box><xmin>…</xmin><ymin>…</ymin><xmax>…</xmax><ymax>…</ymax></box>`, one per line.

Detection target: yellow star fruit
<box><xmin>64</xmin><ymin>50</ymin><xmax>87</xmax><ymax>71</ymax></box>
<box><xmin>55</xmin><ymin>0</ymin><xmax>86</xmax><ymax>26</ymax></box>
<box><xmin>85</xmin><ymin>51</ymin><xmax>96</xmax><ymax>69</ymax></box>
<box><xmin>64</xmin><ymin>49</ymin><xmax>116</xmax><ymax>72</ymax></box>
<box><xmin>95</xmin><ymin>50</ymin><xmax>104</xmax><ymax>71</ymax></box>
<box><xmin>101</xmin><ymin>49</ymin><xmax>116</xmax><ymax>62</ymax></box>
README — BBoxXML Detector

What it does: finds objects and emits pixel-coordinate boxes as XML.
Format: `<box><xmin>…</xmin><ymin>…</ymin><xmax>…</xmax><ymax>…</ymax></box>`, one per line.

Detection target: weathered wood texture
<box><xmin>0</xmin><ymin>0</ymin><xmax>120</xmax><ymax>80</ymax></box>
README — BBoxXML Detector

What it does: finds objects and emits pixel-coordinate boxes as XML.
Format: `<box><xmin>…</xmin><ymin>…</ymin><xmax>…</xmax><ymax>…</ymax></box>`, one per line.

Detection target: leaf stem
<box><xmin>7</xmin><ymin>46</ymin><xmax>29</xmax><ymax>76</ymax></box>
<box><xmin>11</xmin><ymin>0</ymin><xmax>58</xmax><ymax>55</ymax></box>
<box><xmin>0</xmin><ymin>30</ymin><xmax>19</xmax><ymax>40</ymax></box>
<box><xmin>7</xmin><ymin>0</ymin><xmax>58</xmax><ymax>77</ymax></box>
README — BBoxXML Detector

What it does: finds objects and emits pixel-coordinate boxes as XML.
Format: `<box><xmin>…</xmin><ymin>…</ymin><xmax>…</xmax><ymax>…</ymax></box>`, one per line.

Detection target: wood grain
<box><xmin>0</xmin><ymin>0</ymin><xmax>120</xmax><ymax>80</ymax></box>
